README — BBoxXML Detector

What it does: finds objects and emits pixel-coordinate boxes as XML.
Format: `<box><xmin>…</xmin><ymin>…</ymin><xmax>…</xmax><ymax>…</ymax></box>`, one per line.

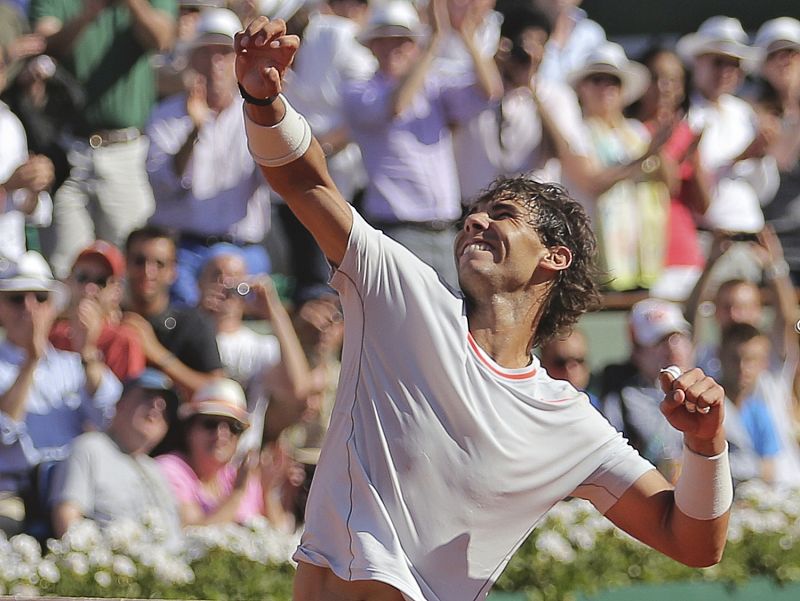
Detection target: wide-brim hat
<box><xmin>676</xmin><ymin>16</ymin><xmax>762</xmax><ymax>72</ymax></box>
<box><xmin>754</xmin><ymin>17</ymin><xmax>800</xmax><ymax>59</ymax></box>
<box><xmin>357</xmin><ymin>0</ymin><xmax>425</xmax><ymax>45</ymax></box>
<box><xmin>567</xmin><ymin>42</ymin><xmax>650</xmax><ymax>106</ymax></box>
<box><xmin>629</xmin><ymin>298</ymin><xmax>691</xmax><ymax>347</ymax></box>
<box><xmin>179</xmin><ymin>378</ymin><xmax>250</xmax><ymax>427</ymax></box>
<box><xmin>187</xmin><ymin>7</ymin><xmax>241</xmax><ymax>50</ymax></box>
<box><xmin>0</xmin><ymin>252</ymin><xmax>69</xmax><ymax>312</ymax></box>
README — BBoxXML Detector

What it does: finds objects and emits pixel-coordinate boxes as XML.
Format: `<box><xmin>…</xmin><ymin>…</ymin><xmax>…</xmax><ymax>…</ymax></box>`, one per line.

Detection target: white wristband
<box><xmin>674</xmin><ymin>443</ymin><xmax>733</xmax><ymax>520</ymax></box>
<box><xmin>243</xmin><ymin>94</ymin><xmax>312</xmax><ymax>167</ymax></box>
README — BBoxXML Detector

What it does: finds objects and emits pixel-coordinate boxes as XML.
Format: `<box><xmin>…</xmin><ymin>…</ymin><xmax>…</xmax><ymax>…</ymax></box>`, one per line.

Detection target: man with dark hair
<box><xmin>235</xmin><ymin>17</ymin><xmax>732</xmax><ymax>601</ymax></box>
<box><xmin>121</xmin><ymin>224</ymin><xmax>222</xmax><ymax>400</ymax></box>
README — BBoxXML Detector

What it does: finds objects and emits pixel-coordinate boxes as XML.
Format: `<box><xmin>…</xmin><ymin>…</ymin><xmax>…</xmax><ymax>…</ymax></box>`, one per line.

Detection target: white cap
<box><xmin>0</xmin><ymin>252</ymin><xmax>69</xmax><ymax>312</ymax></box>
<box><xmin>179</xmin><ymin>378</ymin><xmax>250</xmax><ymax>427</ymax></box>
<box><xmin>189</xmin><ymin>8</ymin><xmax>242</xmax><ymax>49</ymax></box>
<box><xmin>567</xmin><ymin>42</ymin><xmax>650</xmax><ymax>106</ymax></box>
<box><xmin>676</xmin><ymin>16</ymin><xmax>762</xmax><ymax>72</ymax></box>
<box><xmin>357</xmin><ymin>0</ymin><xmax>425</xmax><ymax>45</ymax></box>
<box><xmin>754</xmin><ymin>17</ymin><xmax>800</xmax><ymax>56</ymax></box>
<box><xmin>629</xmin><ymin>298</ymin><xmax>691</xmax><ymax>347</ymax></box>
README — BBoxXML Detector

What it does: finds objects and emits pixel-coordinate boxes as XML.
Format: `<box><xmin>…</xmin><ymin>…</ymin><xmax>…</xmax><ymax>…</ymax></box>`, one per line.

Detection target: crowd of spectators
<box><xmin>1</xmin><ymin>0</ymin><xmax>799</xmax><ymax>564</ymax></box>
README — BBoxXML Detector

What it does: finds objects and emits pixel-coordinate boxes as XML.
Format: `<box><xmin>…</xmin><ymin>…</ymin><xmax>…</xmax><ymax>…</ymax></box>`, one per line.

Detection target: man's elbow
<box><xmin>678</xmin><ymin>540</ymin><xmax>727</xmax><ymax>568</ymax></box>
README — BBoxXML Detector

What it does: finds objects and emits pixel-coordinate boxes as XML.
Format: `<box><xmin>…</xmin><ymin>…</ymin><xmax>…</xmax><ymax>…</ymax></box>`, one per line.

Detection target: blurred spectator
<box><xmin>0</xmin><ymin>44</ymin><xmax>55</xmax><ymax>260</ymax></box>
<box><xmin>685</xmin><ymin>229</ymin><xmax>798</xmax><ymax>382</ymax></box>
<box><xmin>599</xmin><ymin>298</ymin><xmax>694</xmax><ymax>482</ymax></box>
<box><xmin>50</xmin><ymin>368</ymin><xmax>183</xmax><ymax>548</ymax></box>
<box><xmin>0</xmin><ymin>251</ymin><xmax>120</xmax><ymax>535</ymax></box>
<box><xmin>196</xmin><ymin>246</ymin><xmax>311</xmax><ymax>447</ymax></box>
<box><xmin>435</xmin><ymin>0</ymin><xmax>500</xmax><ymax>78</ymax></box>
<box><xmin>677</xmin><ymin>16</ymin><xmax>778</xmax><ymax>240</ymax></box>
<box><xmin>539</xmin><ymin>328</ymin><xmax>599</xmax><ymax>409</ymax></box>
<box><xmin>569</xmin><ymin>42</ymin><xmax>672</xmax><ymax>291</ymax></box>
<box><xmin>280</xmin><ymin>0</ymin><xmax>375</xmax><ymax>303</ymax></box>
<box><xmin>146</xmin><ymin>8</ymin><xmax>272</xmax><ymax>308</ymax></box>
<box><xmin>752</xmin><ymin>18</ymin><xmax>800</xmax><ymax>285</ymax></box>
<box><xmin>531</xmin><ymin>0</ymin><xmax>606</xmax><ymax>85</ymax></box>
<box><xmin>30</xmin><ymin>0</ymin><xmax>177</xmax><ymax>278</ymax></box>
<box><xmin>453</xmin><ymin>4</ymin><xmax>591</xmax><ymax>201</ymax></box>
<box><xmin>49</xmin><ymin>240</ymin><xmax>146</xmax><ymax>381</ymax></box>
<box><xmin>157</xmin><ymin>379</ymin><xmax>294</xmax><ymax>530</ymax></box>
<box><xmin>342</xmin><ymin>0</ymin><xmax>501</xmax><ymax>287</ymax></box>
<box><xmin>718</xmin><ymin>323</ymin><xmax>782</xmax><ymax>485</ymax></box>
<box><xmin>121</xmin><ymin>226</ymin><xmax>222</xmax><ymax>403</ymax></box>
<box><xmin>632</xmin><ymin>47</ymin><xmax>711</xmax><ymax>301</ymax></box>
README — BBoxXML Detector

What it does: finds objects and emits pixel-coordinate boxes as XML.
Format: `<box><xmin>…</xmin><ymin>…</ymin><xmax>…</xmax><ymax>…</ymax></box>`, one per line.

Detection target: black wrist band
<box><xmin>238</xmin><ymin>83</ymin><xmax>278</xmax><ymax>106</ymax></box>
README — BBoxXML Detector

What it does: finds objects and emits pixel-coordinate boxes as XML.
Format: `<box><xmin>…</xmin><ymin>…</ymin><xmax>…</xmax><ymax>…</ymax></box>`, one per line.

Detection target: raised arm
<box><xmin>235</xmin><ymin>17</ymin><xmax>352</xmax><ymax>266</ymax></box>
<box><xmin>605</xmin><ymin>368</ymin><xmax>731</xmax><ymax>567</ymax></box>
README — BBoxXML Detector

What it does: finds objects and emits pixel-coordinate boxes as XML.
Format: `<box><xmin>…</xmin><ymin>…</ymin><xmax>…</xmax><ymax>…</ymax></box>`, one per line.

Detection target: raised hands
<box><xmin>234</xmin><ymin>17</ymin><xmax>299</xmax><ymax>101</ymax></box>
<box><xmin>659</xmin><ymin>367</ymin><xmax>726</xmax><ymax>456</ymax></box>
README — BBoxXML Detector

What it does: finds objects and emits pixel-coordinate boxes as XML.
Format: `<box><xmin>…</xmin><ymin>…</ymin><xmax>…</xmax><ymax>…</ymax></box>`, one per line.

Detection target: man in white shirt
<box><xmin>145</xmin><ymin>8</ymin><xmax>271</xmax><ymax>307</ymax></box>
<box><xmin>235</xmin><ymin>16</ymin><xmax>733</xmax><ymax>601</ymax></box>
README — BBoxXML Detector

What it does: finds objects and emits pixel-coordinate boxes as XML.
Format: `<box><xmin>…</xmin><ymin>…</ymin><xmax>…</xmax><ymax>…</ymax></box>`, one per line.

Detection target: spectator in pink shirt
<box><xmin>157</xmin><ymin>378</ymin><xmax>293</xmax><ymax>530</ymax></box>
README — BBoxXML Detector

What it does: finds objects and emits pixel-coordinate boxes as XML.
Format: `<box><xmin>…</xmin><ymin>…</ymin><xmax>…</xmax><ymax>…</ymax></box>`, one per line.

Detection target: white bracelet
<box><xmin>674</xmin><ymin>443</ymin><xmax>733</xmax><ymax>520</ymax></box>
<box><xmin>243</xmin><ymin>94</ymin><xmax>312</xmax><ymax>168</ymax></box>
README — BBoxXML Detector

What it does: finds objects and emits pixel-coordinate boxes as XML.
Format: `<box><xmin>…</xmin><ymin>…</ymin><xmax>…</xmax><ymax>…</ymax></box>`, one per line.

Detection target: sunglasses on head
<box><xmin>197</xmin><ymin>416</ymin><xmax>245</xmax><ymax>435</ymax></box>
<box><xmin>3</xmin><ymin>291</ymin><xmax>50</xmax><ymax>306</ymax></box>
<box><xmin>74</xmin><ymin>271</ymin><xmax>111</xmax><ymax>288</ymax></box>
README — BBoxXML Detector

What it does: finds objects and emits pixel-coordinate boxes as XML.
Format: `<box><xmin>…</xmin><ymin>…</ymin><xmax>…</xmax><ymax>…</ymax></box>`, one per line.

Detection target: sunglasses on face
<box><xmin>74</xmin><ymin>271</ymin><xmax>111</xmax><ymax>288</ymax></box>
<box><xmin>709</xmin><ymin>56</ymin><xmax>740</xmax><ymax>69</ymax></box>
<box><xmin>197</xmin><ymin>416</ymin><xmax>245</xmax><ymax>435</ymax></box>
<box><xmin>3</xmin><ymin>291</ymin><xmax>50</xmax><ymax>306</ymax></box>
<box><xmin>586</xmin><ymin>73</ymin><xmax>622</xmax><ymax>87</ymax></box>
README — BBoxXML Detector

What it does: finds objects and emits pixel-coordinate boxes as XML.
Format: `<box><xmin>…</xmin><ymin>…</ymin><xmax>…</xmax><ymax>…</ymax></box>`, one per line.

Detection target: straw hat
<box><xmin>567</xmin><ymin>42</ymin><xmax>650</xmax><ymax>106</ymax></box>
<box><xmin>179</xmin><ymin>378</ymin><xmax>250</xmax><ymax>427</ymax></box>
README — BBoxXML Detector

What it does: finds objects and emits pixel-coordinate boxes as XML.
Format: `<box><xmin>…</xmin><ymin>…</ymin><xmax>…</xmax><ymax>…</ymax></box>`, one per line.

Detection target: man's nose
<box><xmin>463</xmin><ymin>212</ymin><xmax>490</xmax><ymax>234</ymax></box>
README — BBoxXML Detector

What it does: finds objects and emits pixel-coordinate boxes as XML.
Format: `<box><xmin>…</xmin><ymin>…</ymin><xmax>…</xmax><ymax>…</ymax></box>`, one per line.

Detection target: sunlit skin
<box><xmin>185</xmin><ymin>416</ymin><xmax>242</xmax><ymax>476</ymax></box>
<box><xmin>126</xmin><ymin>238</ymin><xmax>177</xmax><ymax>309</ymax></box>
<box><xmin>714</xmin><ymin>281</ymin><xmax>762</xmax><ymax>329</ymax></box>
<box><xmin>692</xmin><ymin>53</ymin><xmax>742</xmax><ymax>103</ymax></box>
<box><xmin>190</xmin><ymin>44</ymin><xmax>237</xmax><ymax>109</ymax></box>
<box><xmin>540</xmin><ymin>330</ymin><xmax>591</xmax><ymax>389</ymax></box>
<box><xmin>761</xmin><ymin>48</ymin><xmax>800</xmax><ymax>99</ymax></box>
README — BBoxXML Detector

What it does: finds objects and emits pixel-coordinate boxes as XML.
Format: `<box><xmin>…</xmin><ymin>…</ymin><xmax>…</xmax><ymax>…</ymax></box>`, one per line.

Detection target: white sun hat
<box><xmin>676</xmin><ymin>16</ymin><xmax>763</xmax><ymax>72</ymax></box>
<box><xmin>567</xmin><ymin>42</ymin><xmax>650</xmax><ymax>106</ymax></box>
<box><xmin>188</xmin><ymin>7</ymin><xmax>242</xmax><ymax>49</ymax></box>
<box><xmin>357</xmin><ymin>0</ymin><xmax>425</xmax><ymax>45</ymax></box>
<box><xmin>179</xmin><ymin>378</ymin><xmax>250</xmax><ymax>427</ymax></box>
<box><xmin>754</xmin><ymin>17</ymin><xmax>800</xmax><ymax>56</ymax></box>
<box><xmin>0</xmin><ymin>252</ymin><xmax>69</xmax><ymax>312</ymax></box>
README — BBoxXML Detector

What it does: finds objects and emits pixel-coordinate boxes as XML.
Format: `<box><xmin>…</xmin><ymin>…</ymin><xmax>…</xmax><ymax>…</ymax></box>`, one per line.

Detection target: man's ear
<box><xmin>541</xmin><ymin>246</ymin><xmax>573</xmax><ymax>272</ymax></box>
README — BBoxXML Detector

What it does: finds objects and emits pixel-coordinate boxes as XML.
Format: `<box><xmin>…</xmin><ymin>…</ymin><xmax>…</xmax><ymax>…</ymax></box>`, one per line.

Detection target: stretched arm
<box><xmin>755</xmin><ymin>227</ymin><xmax>798</xmax><ymax>361</ymax></box>
<box><xmin>683</xmin><ymin>232</ymin><xmax>731</xmax><ymax>338</ymax></box>
<box><xmin>235</xmin><ymin>18</ymin><xmax>352</xmax><ymax>265</ymax></box>
<box><xmin>605</xmin><ymin>368</ymin><xmax>730</xmax><ymax>567</ymax></box>
<box><xmin>452</xmin><ymin>2</ymin><xmax>502</xmax><ymax>102</ymax></box>
<box><xmin>34</xmin><ymin>0</ymin><xmax>106</xmax><ymax>58</ymax></box>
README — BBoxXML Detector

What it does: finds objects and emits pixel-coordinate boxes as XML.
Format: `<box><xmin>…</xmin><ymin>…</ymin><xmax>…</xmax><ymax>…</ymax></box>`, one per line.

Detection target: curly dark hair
<box><xmin>468</xmin><ymin>177</ymin><xmax>604</xmax><ymax>347</ymax></box>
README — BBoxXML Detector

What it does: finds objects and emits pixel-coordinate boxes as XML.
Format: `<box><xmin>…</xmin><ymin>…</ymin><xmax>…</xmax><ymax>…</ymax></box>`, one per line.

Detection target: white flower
<box><xmin>94</xmin><ymin>570</ymin><xmax>112</xmax><ymax>587</ymax></box>
<box><xmin>567</xmin><ymin>525</ymin><xmax>596</xmax><ymax>550</ymax></box>
<box><xmin>62</xmin><ymin>551</ymin><xmax>90</xmax><ymax>576</ymax></box>
<box><xmin>62</xmin><ymin>519</ymin><xmax>103</xmax><ymax>552</ymax></box>
<box><xmin>88</xmin><ymin>545</ymin><xmax>113</xmax><ymax>568</ymax></box>
<box><xmin>37</xmin><ymin>559</ymin><xmax>60</xmax><ymax>584</ymax></box>
<box><xmin>9</xmin><ymin>583</ymin><xmax>39</xmax><ymax>598</ymax></box>
<box><xmin>111</xmin><ymin>554</ymin><xmax>137</xmax><ymax>578</ymax></box>
<box><xmin>10</xmin><ymin>534</ymin><xmax>42</xmax><ymax>563</ymax></box>
<box><xmin>535</xmin><ymin>531</ymin><xmax>576</xmax><ymax>563</ymax></box>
